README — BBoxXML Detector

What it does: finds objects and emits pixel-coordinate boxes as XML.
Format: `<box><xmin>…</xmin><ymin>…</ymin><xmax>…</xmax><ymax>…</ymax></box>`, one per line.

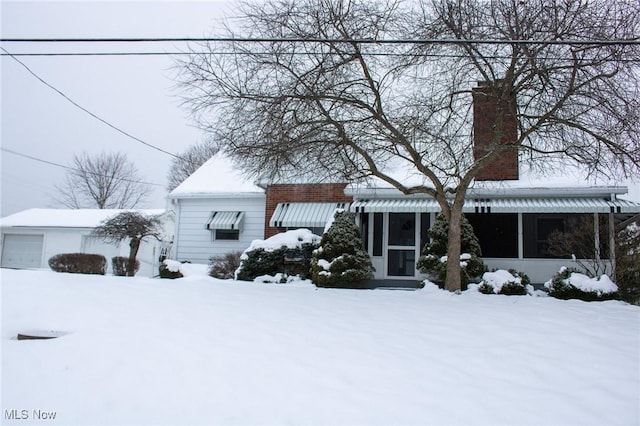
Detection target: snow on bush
<box><xmin>236</xmin><ymin>229</ymin><xmax>321</xmax><ymax>282</ymax></box>
<box><xmin>311</xmin><ymin>211</ymin><xmax>374</xmax><ymax>288</ymax></box>
<box><xmin>161</xmin><ymin>259</ymin><xmax>209</xmax><ymax>279</ymax></box>
<box><xmin>242</xmin><ymin>229</ymin><xmax>321</xmax><ymax>256</ymax></box>
<box><xmin>479</xmin><ymin>269</ymin><xmax>533</xmax><ymax>296</ymax></box>
<box><xmin>544</xmin><ymin>267</ymin><xmax>619</xmax><ymax>301</ymax></box>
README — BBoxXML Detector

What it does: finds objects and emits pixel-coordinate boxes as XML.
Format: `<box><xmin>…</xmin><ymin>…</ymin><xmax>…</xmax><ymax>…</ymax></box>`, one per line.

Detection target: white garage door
<box><xmin>1</xmin><ymin>234</ymin><xmax>44</xmax><ymax>269</ymax></box>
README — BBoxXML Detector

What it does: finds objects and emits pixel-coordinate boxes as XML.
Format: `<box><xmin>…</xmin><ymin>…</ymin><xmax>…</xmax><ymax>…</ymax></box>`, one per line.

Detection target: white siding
<box><xmin>173</xmin><ymin>196</ymin><xmax>266</xmax><ymax>264</ymax></box>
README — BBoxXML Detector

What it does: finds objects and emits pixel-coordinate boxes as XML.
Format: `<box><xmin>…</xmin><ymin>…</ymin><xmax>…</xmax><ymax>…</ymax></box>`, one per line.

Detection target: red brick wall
<box><xmin>264</xmin><ymin>183</ymin><xmax>353</xmax><ymax>238</ymax></box>
<box><xmin>472</xmin><ymin>82</ymin><xmax>519</xmax><ymax>181</ymax></box>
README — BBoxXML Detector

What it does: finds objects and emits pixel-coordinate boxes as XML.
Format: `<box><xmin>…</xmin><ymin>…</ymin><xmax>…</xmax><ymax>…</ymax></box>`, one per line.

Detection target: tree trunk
<box><xmin>128</xmin><ymin>238</ymin><xmax>141</xmax><ymax>277</ymax></box>
<box><xmin>444</xmin><ymin>207</ymin><xmax>463</xmax><ymax>292</ymax></box>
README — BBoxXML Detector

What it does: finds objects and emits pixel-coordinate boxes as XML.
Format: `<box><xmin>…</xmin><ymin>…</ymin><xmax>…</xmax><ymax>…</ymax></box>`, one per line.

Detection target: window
<box><xmin>420</xmin><ymin>213</ymin><xmax>431</xmax><ymax>252</ymax></box>
<box><xmin>360</xmin><ymin>213</ymin><xmax>369</xmax><ymax>251</ymax></box>
<box><xmin>388</xmin><ymin>213</ymin><xmax>415</xmax><ymax>246</ymax></box>
<box><xmin>286</xmin><ymin>226</ymin><xmax>325</xmax><ymax>236</ymax></box>
<box><xmin>466</xmin><ymin>213</ymin><xmax>518</xmax><ymax>258</ymax></box>
<box><xmin>214</xmin><ymin>229</ymin><xmax>240</xmax><ymax>241</ymax></box>
<box><xmin>523</xmin><ymin>214</ymin><xmax>566</xmax><ymax>258</ymax></box>
<box><xmin>373</xmin><ymin>213</ymin><xmax>383</xmax><ymax>256</ymax></box>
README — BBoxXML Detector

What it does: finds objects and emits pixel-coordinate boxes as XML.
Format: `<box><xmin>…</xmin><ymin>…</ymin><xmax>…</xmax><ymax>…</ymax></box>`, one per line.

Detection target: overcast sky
<box><xmin>2</xmin><ymin>1</ymin><xmax>639</xmax><ymax>217</ymax></box>
<box><xmin>1</xmin><ymin>0</ymin><xmax>233</xmax><ymax>216</ymax></box>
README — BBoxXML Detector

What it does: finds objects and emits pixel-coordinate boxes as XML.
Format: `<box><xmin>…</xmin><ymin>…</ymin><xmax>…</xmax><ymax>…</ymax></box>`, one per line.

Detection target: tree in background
<box><xmin>91</xmin><ymin>211</ymin><xmax>164</xmax><ymax>276</ymax></box>
<box><xmin>311</xmin><ymin>210</ymin><xmax>374</xmax><ymax>288</ymax></box>
<box><xmin>177</xmin><ymin>0</ymin><xmax>640</xmax><ymax>291</ymax></box>
<box><xmin>55</xmin><ymin>152</ymin><xmax>149</xmax><ymax>209</ymax></box>
<box><xmin>166</xmin><ymin>140</ymin><xmax>219</xmax><ymax>191</ymax></box>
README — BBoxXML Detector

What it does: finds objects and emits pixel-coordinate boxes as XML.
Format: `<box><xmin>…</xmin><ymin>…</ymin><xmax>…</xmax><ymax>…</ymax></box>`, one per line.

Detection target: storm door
<box><xmin>386</xmin><ymin>212</ymin><xmax>417</xmax><ymax>277</ymax></box>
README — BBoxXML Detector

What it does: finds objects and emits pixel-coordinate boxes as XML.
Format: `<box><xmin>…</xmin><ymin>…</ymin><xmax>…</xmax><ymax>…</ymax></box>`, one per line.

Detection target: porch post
<box><xmin>593</xmin><ymin>213</ymin><xmax>601</xmax><ymax>264</ymax></box>
<box><xmin>609</xmin><ymin>212</ymin><xmax>616</xmax><ymax>281</ymax></box>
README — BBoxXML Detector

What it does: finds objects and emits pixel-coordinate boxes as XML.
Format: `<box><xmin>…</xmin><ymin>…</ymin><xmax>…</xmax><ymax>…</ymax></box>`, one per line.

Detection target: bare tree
<box><xmin>166</xmin><ymin>139</ymin><xmax>219</xmax><ymax>191</ymax></box>
<box><xmin>177</xmin><ymin>0</ymin><xmax>640</xmax><ymax>291</ymax></box>
<box><xmin>55</xmin><ymin>152</ymin><xmax>149</xmax><ymax>209</ymax></box>
<box><xmin>91</xmin><ymin>211</ymin><xmax>164</xmax><ymax>276</ymax></box>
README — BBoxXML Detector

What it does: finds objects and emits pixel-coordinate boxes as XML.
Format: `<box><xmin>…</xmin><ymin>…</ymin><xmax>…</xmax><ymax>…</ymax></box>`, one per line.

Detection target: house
<box><xmin>167</xmin><ymin>155</ymin><xmax>266</xmax><ymax>265</ymax></box>
<box><xmin>168</xmin><ymin>153</ymin><xmax>640</xmax><ymax>283</ymax></box>
<box><xmin>0</xmin><ymin>208</ymin><xmax>171</xmax><ymax>277</ymax></box>
<box><xmin>168</xmin><ymin>83</ymin><xmax>640</xmax><ymax>283</ymax></box>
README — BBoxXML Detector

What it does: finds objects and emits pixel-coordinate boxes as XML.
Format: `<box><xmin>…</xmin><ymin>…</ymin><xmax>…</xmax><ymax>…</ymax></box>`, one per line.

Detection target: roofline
<box><xmin>167</xmin><ymin>191</ymin><xmax>266</xmax><ymax>200</ymax></box>
<box><xmin>345</xmin><ymin>186</ymin><xmax>629</xmax><ymax>199</ymax></box>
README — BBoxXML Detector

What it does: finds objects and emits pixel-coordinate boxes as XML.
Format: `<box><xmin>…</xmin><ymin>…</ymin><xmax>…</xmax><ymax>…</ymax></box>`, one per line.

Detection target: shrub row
<box><xmin>48</xmin><ymin>253</ymin><xmax>107</xmax><ymax>275</ymax></box>
<box><xmin>112</xmin><ymin>256</ymin><xmax>140</xmax><ymax>277</ymax></box>
<box><xmin>48</xmin><ymin>253</ymin><xmax>139</xmax><ymax>276</ymax></box>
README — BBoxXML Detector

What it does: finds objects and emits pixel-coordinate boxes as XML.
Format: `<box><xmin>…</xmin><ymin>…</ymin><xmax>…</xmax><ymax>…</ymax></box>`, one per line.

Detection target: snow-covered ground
<box><xmin>2</xmin><ymin>268</ymin><xmax>639</xmax><ymax>426</ymax></box>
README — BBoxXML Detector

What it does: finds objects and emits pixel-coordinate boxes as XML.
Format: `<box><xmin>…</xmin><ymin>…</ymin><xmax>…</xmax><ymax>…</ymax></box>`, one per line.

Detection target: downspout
<box><xmin>172</xmin><ymin>198</ymin><xmax>182</xmax><ymax>261</ymax></box>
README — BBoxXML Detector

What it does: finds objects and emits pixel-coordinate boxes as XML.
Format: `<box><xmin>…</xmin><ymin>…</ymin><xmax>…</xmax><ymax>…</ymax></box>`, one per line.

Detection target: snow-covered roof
<box><xmin>347</xmin><ymin>162</ymin><xmax>640</xmax><ymax>202</ymax></box>
<box><xmin>0</xmin><ymin>208</ymin><xmax>166</xmax><ymax>229</ymax></box>
<box><xmin>169</xmin><ymin>153</ymin><xmax>264</xmax><ymax>198</ymax></box>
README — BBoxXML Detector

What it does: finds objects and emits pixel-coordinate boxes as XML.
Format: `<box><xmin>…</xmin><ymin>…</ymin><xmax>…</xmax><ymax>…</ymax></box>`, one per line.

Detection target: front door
<box><xmin>386</xmin><ymin>213</ymin><xmax>418</xmax><ymax>277</ymax></box>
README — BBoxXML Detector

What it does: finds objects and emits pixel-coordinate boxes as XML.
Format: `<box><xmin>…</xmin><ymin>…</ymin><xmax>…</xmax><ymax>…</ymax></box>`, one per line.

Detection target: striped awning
<box><xmin>269</xmin><ymin>202</ymin><xmax>349</xmax><ymax>228</ymax></box>
<box><xmin>350</xmin><ymin>198</ymin><xmax>640</xmax><ymax>214</ymax></box>
<box><xmin>206</xmin><ymin>211</ymin><xmax>245</xmax><ymax>230</ymax></box>
<box><xmin>350</xmin><ymin>199</ymin><xmax>440</xmax><ymax>213</ymax></box>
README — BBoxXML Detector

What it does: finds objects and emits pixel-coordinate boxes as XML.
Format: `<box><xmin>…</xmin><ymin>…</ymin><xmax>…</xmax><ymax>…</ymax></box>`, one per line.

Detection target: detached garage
<box><xmin>0</xmin><ymin>208</ymin><xmax>171</xmax><ymax>276</ymax></box>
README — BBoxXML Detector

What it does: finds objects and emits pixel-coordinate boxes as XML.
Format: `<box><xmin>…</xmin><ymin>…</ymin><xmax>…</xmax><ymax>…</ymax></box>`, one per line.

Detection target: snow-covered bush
<box><xmin>159</xmin><ymin>259</ymin><xmax>188</xmax><ymax>279</ymax></box>
<box><xmin>311</xmin><ymin>210</ymin><xmax>374</xmax><ymax>288</ymax></box>
<box><xmin>112</xmin><ymin>256</ymin><xmax>140</xmax><ymax>277</ymax></box>
<box><xmin>478</xmin><ymin>269</ymin><xmax>532</xmax><ymax>295</ymax></box>
<box><xmin>416</xmin><ymin>213</ymin><xmax>485</xmax><ymax>288</ymax></box>
<box><xmin>209</xmin><ymin>251</ymin><xmax>242</xmax><ymax>279</ymax></box>
<box><xmin>48</xmin><ymin>253</ymin><xmax>107</xmax><ymax>275</ymax></box>
<box><xmin>544</xmin><ymin>267</ymin><xmax>619</xmax><ymax>301</ymax></box>
<box><xmin>616</xmin><ymin>222</ymin><xmax>640</xmax><ymax>304</ymax></box>
<box><xmin>236</xmin><ymin>229</ymin><xmax>320</xmax><ymax>282</ymax></box>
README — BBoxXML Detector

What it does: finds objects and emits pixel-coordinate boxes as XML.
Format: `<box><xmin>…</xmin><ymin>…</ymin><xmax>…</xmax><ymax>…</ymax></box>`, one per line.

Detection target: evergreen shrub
<box><xmin>112</xmin><ymin>256</ymin><xmax>140</xmax><ymax>277</ymax></box>
<box><xmin>478</xmin><ymin>269</ymin><xmax>531</xmax><ymax>295</ymax></box>
<box><xmin>616</xmin><ymin>223</ymin><xmax>640</xmax><ymax>304</ymax></box>
<box><xmin>48</xmin><ymin>253</ymin><xmax>107</xmax><ymax>275</ymax></box>
<box><xmin>236</xmin><ymin>229</ymin><xmax>320</xmax><ymax>281</ymax></box>
<box><xmin>159</xmin><ymin>259</ymin><xmax>190</xmax><ymax>279</ymax></box>
<box><xmin>544</xmin><ymin>267</ymin><xmax>619</xmax><ymax>301</ymax></box>
<box><xmin>416</xmin><ymin>213</ymin><xmax>485</xmax><ymax>288</ymax></box>
<box><xmin>311</xmin><ymin>210</ymin><xmax>374</xmax><ymax>288</ymax></box>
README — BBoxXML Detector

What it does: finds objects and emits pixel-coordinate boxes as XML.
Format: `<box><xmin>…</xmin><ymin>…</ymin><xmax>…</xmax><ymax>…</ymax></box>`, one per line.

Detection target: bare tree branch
<box><xmin>54</xmin><ymin>152</ymin><xmax>149</xmax><ymax>209</ymax></box>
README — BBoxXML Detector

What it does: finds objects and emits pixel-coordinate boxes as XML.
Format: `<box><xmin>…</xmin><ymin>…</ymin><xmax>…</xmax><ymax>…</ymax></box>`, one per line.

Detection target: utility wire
<box><xmin>1</xmin><ymin>46</ymin><xmax>183</xmax><ymax>160</ymax></box>
<box><xmin>1</xmin><ymin>147</ymin><xmax>165</xmax><ymax>187</ymax></box>
<box><xmin>1</xmin><ymin>50</ymin><xmax>638</xmax><ymax>62</ymax></box>
<box><xmin>2</xmin><ymin>36</ymin><xmax>639</xmax><ymax>45</ymax></box>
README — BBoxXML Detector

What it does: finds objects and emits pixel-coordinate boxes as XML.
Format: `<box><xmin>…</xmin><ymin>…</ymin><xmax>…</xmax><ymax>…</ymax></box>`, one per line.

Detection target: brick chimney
<box><xmin>472</xmin><ymin>81</ymin><xmax>519</xmax><ymax>181</ymax></box>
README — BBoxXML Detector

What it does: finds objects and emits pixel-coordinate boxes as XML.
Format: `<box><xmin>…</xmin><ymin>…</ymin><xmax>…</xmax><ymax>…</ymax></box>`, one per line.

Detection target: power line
<box><xmin>2</xmin><ymin>36</ymin><xmax>639</xmax><ymax>45</ymax></box>
<box><xmin>1</xmin><ymin>50</ymin><xmax>638</xmax><ymax>62</ymax></box>
<box><xmin>1</xmin><ymin>46</ymin><xmax>183</xmax><ymax>160</ymax></box>
<box><xmin>1</xmin><ymin>147</ymin><xmax>165</xmax><ymax>187</ymax></box>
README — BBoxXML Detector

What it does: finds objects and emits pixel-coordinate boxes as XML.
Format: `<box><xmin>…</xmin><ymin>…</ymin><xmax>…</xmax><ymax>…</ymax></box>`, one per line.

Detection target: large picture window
<box><xmin>466</xmin><ymin>213</ymin><xmax>518</xmax><ymax>258</ymax></box>
<box><xmin>523</xmin><ymin>214</ymin><xmax>567</xmax><ymax>258</ymax></box>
